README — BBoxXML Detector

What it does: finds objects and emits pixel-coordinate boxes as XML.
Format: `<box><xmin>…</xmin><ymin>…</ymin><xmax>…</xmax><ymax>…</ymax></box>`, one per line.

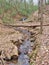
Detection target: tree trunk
<box><xmin>45</xmin><ymin>0</ymin><xmax>46</xmax><ymax>4</ymax></box>
<box><xmin>48</xmin><ymin>0</ymin><xmax>49</xmax><ymax>4</ymax></box>
<box><xmin>38</xmin><ymin>0</ymin><xmax>43</xmax><ymax>34</ymax></box>
<box><xmin>43</xmin><ymin>0</ymin><xmax>46</xmax><ymax>5</ymax></box>
<box><xmin>30</xmin><ymin>0</ymin><xmax>33</xmax><ymax>6</ymax></box>
<box><xmin>24</xmin><ymin>0</ymin><xmax>27</xmax><ymax>10</ymax></box>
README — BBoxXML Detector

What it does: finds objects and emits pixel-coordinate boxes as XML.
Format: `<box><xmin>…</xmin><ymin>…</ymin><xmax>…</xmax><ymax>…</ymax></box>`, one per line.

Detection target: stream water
<box><xmin>19</xmin><ymin>17</ymin><xmax>27</xmax><ymax>21</ymax></box>
<box><xmin>6</xmin><ymin>28</ymin><xmax>34</xmax><ymax>65</ymax></box>
<box><xmin>17</xmin><ymin>29</ymin><xmax>32</xmax><ymax>65</ymax></box>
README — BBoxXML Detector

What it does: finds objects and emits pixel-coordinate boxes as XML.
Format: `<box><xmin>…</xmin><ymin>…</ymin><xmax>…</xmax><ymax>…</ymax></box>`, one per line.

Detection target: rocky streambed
<box><xmin>0</xmin><ymin>24</ymin><xmax>40</xmax><ymax>65</ymax></box>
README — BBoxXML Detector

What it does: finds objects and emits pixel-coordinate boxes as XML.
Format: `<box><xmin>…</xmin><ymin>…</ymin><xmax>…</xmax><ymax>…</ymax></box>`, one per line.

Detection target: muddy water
<box><xmin>5</xmin><ymin>28</ymin><xmax>34</xmax><ymax>65</ymax></box>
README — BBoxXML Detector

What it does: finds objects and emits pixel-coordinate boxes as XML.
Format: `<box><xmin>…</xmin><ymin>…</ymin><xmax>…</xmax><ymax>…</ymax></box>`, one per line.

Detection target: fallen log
<box><xmin>1</xmin><ymin>23</ymin><xmax>49</xmax><ymax>28</ymax></box>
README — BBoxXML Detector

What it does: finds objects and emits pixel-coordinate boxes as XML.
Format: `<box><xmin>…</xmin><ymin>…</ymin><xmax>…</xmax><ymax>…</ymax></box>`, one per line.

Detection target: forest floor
<box><xmin>0</xmin><ymin>5</ymin><xmax>49</xmax><ymax>65</ymax></box>
<box><xmin>35</xmin><ymin>5</ymin><xmax>49</xmax><ymax>65</ymax></box>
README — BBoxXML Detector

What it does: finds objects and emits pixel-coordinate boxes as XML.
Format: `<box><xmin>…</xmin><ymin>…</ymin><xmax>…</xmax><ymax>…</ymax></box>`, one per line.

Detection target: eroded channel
<box><xmin>13</xmin><ymin>28</ymin><xmax>35</xmax><ymax>65</ymax></box>
<box><xmin>0</xmin><ymin>27</ymin><xmax>36</xmax><ymax>65</ymax></box>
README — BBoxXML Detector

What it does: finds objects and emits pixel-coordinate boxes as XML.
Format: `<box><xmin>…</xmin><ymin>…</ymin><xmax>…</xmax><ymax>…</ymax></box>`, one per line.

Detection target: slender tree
<box><xmin>48</xmin><ymin>0</ymin><xmax>49</xmax><ymax>4</ymax></box>
<box><xmin>38</xmin><ymin>0</ymin><xmax>43</xmax><ymax>34</ymax></box>
<box><xmin>30</xmin><ymin>0</ymin><xmax>33</xmax><ymax>6</ymax></box>
<box><xmin>45</xmin><ymin>0</ymin><xmax>47</xmax><ymax>4</ymax></box>
<box><xmin>24</xmin><ymin>0</ymin><xmax>27</xmax><ymax>10</ymax></box>
<box><xmin>43</xmin><ymin>0</ymin><xmax>46</xmax><ymax>5</ymax></box>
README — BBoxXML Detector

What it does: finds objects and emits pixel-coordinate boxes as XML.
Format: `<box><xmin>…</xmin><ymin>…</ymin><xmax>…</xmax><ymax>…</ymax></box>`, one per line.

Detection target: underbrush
<box><xmin>0</xmin><ymin>0</ymin><xmax>38</xmax><ymax>24</ymax></box>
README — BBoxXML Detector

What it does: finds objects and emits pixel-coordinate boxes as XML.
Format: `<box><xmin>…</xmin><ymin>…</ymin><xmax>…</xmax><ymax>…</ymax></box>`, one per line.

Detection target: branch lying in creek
<box><xmin>0</xmin><ymin>55</ymin><xmax>5</xmax><ymax>65</ymax></box>
<box><xmin>0</xmin><ymin>58</ymin><xmax>5</xmax><ymax>65</ymax></box>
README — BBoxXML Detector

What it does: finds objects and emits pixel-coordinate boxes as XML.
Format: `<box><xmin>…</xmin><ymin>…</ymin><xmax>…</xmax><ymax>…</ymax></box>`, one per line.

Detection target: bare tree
<box><xmin>24</xmin><ymin>0</ymin><xmax>27</xmax><ymax>10</ymax></box>
<box><xmin>48</xmin><ymin>0</ymin><xmax>49</xmax><ymax>4</ymax></box>
<box><xmin>45</xmin><ymin>0</ymin><xmax>47</xmax><ymax>4</ymax></box>
<box><xmin>43</xmin><ymin>0</ymin><xmax>47</xmax><ymax>5</ymax></box>
<box><xmin>38</xmin><ymin>0</ymin><xmax>43</xmax><ymax>34</ymax></box>
<box><xmin>30</xmin><ymin>0</ymin><xmax>33</xmax><ymax>6</ymax></box>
